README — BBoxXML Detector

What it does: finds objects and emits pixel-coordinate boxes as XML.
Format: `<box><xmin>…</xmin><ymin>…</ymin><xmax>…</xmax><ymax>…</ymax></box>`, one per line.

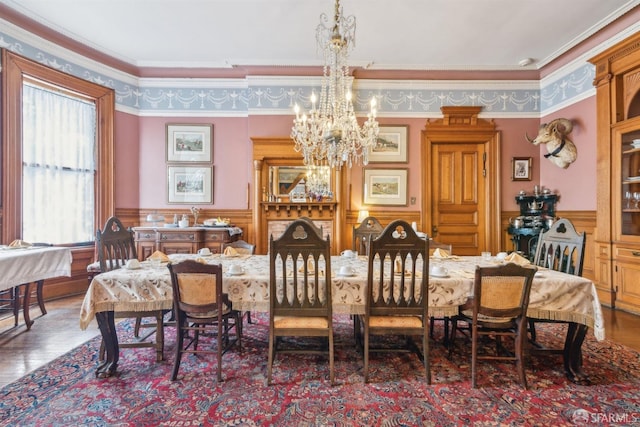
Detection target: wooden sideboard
<box><xmin>133</xmin><ymin>226</ymin><xmax>240</xmax><ymax>259</ymax></box>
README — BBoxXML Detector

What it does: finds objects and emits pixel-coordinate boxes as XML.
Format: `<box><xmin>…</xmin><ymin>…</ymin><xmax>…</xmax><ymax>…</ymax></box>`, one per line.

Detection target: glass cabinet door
<box><xmin>617</xmin><ymin>121</ymin><xmax>640</xmax><ymax>239</ymax></box>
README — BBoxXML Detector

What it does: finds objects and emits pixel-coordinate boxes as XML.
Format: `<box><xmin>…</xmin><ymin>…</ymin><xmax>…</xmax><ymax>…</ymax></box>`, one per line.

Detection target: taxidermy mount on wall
<box><xmin>525</xmin><ymin>118</ymin><xmax>577</xmax><ymax>168</ymax></box>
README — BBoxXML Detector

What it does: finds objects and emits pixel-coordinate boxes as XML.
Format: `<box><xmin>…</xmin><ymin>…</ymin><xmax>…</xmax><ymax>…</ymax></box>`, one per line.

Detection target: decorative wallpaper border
<box><xmin>0</xmin><ymin>20</ymin><xmax>598</xmax><ymax>118</ymax></box>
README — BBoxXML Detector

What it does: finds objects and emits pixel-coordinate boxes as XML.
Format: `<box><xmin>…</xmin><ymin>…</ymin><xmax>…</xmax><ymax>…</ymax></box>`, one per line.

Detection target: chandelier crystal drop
<box><xmin>291</xmin><ymin>0</ymin><xmax>379</xmax><ymax>168</ymax></box>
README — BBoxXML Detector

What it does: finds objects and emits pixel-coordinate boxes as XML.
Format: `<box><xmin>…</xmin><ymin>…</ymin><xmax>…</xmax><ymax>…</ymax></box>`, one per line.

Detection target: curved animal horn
<box><xmin>525</xmin><ymin>132</ymin><xmax>535</xmax><ymax>143</ymax></box>
<box><xmin>550</xmin><ymin>118</ymin><xmax>573</xmax><ymax>135</ymax></box>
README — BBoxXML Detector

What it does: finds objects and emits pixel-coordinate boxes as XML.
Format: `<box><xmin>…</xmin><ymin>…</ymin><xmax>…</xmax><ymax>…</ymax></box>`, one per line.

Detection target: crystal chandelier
<box><xmin>306</xmin><ymin>165</ymin><xmax>331</xmax><ymax>196</ymax></box>
<box><xmin>291</xmin><ymin>0</ymin><xmax>379</xmax><ymax>168</ymax></box>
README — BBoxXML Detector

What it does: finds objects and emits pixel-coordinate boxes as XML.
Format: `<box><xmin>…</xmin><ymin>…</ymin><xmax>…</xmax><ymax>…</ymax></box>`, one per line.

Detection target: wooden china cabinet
<box><xmin>590</xmin><ymin>31</ymin><xmax>640</xmax><ymax>313</ymax></box>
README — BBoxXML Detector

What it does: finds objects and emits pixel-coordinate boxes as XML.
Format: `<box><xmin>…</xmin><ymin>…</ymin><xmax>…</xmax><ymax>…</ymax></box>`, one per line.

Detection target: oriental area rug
<box><xmin>1</xmin><ymin>315</ymin><xmax>639</xmax><ymax>426</ymax></box>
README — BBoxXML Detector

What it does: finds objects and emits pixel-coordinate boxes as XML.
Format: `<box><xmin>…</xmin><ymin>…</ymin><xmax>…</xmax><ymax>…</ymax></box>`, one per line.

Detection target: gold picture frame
<box><xmin>363</xmin><ymin>168</ymin><xmax>408</xmax><ymax>206</ymax></box>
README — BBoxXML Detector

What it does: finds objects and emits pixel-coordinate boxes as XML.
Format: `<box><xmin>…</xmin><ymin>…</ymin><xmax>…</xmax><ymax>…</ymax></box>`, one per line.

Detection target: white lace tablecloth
<box><xmin>0</xmin><ymin>246</ymin><xmax>72</xmax><ymax>292</ymax></box>
<box><xmin>79</xmin><ymin>254</ymin><xmax>604</xmax><ymax>340</ymax></box>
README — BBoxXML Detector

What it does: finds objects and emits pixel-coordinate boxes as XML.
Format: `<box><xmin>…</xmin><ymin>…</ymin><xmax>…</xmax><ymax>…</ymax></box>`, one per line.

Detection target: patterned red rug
<box><xmin>1</xmin><ymin>314</ymin><xmax>639</xmax><ymax>426</ymax></box>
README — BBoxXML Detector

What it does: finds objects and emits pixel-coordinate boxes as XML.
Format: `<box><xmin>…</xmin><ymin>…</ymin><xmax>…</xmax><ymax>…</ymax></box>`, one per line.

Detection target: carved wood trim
<box><xmin>251</xmin><ymin>137</ymin><xmax>346</xmax><ymax>254</ymax></box>
<box><xmin>1</xmin><ymin>49</ymin><xmax>115</xmax><ymax>243</ymax></box>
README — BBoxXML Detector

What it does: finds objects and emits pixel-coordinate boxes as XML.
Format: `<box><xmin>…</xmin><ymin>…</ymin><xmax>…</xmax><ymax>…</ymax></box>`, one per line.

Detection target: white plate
<box><xmin>337</xmin><ymin>272</ymin><xmax>356</xmax><ymax>277</ymax></box>
<box><xmin>430</xmin><ymin>272</ymin><xmax>449</xmax><ymax>278</ymax></box>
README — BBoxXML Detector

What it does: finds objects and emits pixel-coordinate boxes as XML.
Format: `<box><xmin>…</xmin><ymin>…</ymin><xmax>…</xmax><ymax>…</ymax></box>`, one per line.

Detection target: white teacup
<box><xmin>339</xmin><ymin>266</ymin><xmax>355</xmax><ymax>276</ymax></box>
<box><xmin>496</xmin><ymin>251</ymin><xmax>508</xmax><ymax>261</ymax></box>
<box><xmin>198</xmin><ymin>247</ymin><xmax>211</xmax><ymax>256</ymax></box>
<box><xmin>125</xmin><ymin>259</ymin><xmax>140</xmax><ymax>269</ymax></box>
<box><xmin>341</xmin><ymin>249</ymin><xmax>356</xmax><ymax>258</ymax></box>
<box><xmin>431</xmin><ymin>265</ymin><xmax>447</xmax><ymax>276</ymax></box>
<box><xmin>229</xmin><ymin>264</ymin><xmax>244</xmax><ymax>275</ymax></box>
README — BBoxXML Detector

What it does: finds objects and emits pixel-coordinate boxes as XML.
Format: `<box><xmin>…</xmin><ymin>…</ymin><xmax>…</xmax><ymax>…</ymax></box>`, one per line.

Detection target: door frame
<box><xmin>421</xmin><ymin>107</ymin><xmax>501</xmax><ymax>254</ymax></box>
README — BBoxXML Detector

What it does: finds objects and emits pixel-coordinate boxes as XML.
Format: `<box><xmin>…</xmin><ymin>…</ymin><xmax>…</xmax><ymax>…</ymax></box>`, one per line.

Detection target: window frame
<box><xmin>1</xmin><ymin>49</ymin><xmax>115</xmax><ymax>245</ymax></box>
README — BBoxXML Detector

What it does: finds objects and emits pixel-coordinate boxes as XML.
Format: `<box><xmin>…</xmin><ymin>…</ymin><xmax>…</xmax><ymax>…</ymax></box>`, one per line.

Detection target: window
<box><xmin>1</xmin><ymin>50</ymin><xmax>115</xmax><ymax>245</ymax></box>
<box><xmin>22</xmin><ymin>83</ymin><xmax>96</xmax><ymax>244</ymax></box>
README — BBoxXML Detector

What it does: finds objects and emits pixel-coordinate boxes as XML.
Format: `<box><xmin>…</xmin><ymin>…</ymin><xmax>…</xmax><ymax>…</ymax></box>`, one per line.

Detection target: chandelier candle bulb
<box><xmin>290</xmin><ymin>0</ymin><xmax>379</xmax><ymax>169</ymax></box>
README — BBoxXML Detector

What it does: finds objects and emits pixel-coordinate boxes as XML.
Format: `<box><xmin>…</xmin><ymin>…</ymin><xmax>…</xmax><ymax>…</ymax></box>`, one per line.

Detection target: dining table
<box><xmin>80</xmin><ymin>253</ymin><xmax>604</xmax><ymax>382</ymax></box>
<box><xmin>1</xmin><ymin>245</ymin><xmax>73</xmax><ymax>329</ymax></box>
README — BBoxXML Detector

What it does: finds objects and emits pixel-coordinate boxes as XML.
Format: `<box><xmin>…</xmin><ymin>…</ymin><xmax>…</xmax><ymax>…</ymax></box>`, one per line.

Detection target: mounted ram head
<box><xmin>525</xmin><ymin>118</ymin><xmax>577</xmax><ymax>169</ymax></box>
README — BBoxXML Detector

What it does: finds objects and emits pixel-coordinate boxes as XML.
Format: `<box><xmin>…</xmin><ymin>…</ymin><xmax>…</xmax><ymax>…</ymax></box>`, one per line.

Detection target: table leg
<box><xmin>21</xmin><ymin>283</ymin><xmax>34</xmax><ymax>330</ymax></box>
<box><xmin>35</xmin><ymin>279</ymin><xmax>47</xmax><ymax>315</ymax></box>
<box><xmin>563</xmin><ymin>322</ymin><xmax>588</xmax><ymax>384</ymax></box>
<box><xmin>12</xmin><ymin>287</ymin><xmax>20</xmax><ymax>327</ymax></box>
<box><xmin>95</xmin><ymin>311</ymin><xmax>119</xmax><ymax>378</ymax></box>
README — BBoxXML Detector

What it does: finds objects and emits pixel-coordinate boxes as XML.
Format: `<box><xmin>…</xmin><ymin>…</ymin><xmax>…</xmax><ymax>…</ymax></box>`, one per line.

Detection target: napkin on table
<box><xmin>147</xmin><ymin>250</ymin><xmax>169</xmax><ymax>262</ymax></box>
<box><xmin>432</xmin><ymin>248</ymin><xmax>450</xmax><ymax>258</ymax></box>
<box><xmin>9</xmin><ymin>239</ymin><xmax>32</xmax><ymax>248</ymax></box>
<box><xmin>223</xmin><ymin>246</ymin><xmax>238</xmax><ymax>256</ymax></box>
<box><xmin>504</xmin><ymin>252</ymin><xmax>530</xmax><ymax>265</ymax></box>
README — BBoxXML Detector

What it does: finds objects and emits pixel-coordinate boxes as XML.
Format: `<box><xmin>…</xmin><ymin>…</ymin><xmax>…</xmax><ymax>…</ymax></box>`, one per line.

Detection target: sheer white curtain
<box><xmin>22</xmin><ymin>83</ymin><xmax>96</xmax><ymax>244</ymax></box>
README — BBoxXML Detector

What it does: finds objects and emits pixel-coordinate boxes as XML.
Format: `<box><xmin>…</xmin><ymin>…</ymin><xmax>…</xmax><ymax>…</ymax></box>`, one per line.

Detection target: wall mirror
<box><xmin>268</xmin><ymin>165</ymin><xmax>332</xmax><ymax>200</ymax></box>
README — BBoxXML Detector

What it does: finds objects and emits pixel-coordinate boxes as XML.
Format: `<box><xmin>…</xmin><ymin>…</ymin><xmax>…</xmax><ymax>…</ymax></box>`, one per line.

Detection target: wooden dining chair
<box><xmin>222</xmin><ymin>239</ymin><xmax>256</xmax><ymax>255</ymax></box>
<box><xmin>449</xmin><ymin>263</ymin><xmax>536</xmax><ymax>389</ymax></box>
<box><xmin>267</xmin><ymin>218</ymin><xmax>334</xmax><ymax>385</ymax></box>
<box><xmin>96</xmin><ymin>216</ymin><xmax>165</xmax><ymax>361</ymax></box>
<box><xmin>428</xmin><ymin>240</ymin><xmax>452</xmax><ymax>257</ymax></box>
<box><xmin>352</xmin><ymin>216</ymin><xmax>384</xmax><ymax>256</ymax></box>
<box><xmin>297</xmin><ymin>216</ymin><xmax>324</xmax><ymax>238</ymax></box>
<box><xmin>168</xmin><ymin>260</ymin><xmax>242</xmax><ymax>381</ymax></box>
<box><xmin>355</xmin><ymin>219</ymin><xmax>430</xmax><ymax>384</ymax></box>
<box><xmin>529</xmin><ymin>218</ymin><xmax>586</xmax><ymax>348</ymax></box>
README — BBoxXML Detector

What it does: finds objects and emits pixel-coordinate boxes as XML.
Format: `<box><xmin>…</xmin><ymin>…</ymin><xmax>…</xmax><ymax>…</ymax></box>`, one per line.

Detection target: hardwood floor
<box><xmin>1</xmin><ymin>295</ymin><xmax>639</xmax><ymax>388</ymax></box>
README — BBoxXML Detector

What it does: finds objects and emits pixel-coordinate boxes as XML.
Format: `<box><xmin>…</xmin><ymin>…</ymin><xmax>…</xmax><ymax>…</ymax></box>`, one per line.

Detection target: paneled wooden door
<box><xmin>422</xmin><ymin>107</ymin><xmax>501</xmax><ymax>256</ymax></box>
<box><xmin>430</xmin><ymin>143</ymin><xmax>487</xmax><ymax>255</ymax></box>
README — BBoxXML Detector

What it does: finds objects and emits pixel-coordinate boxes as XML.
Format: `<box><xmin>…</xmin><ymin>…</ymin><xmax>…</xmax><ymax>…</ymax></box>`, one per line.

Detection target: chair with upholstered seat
<box><xmin>355</xmin><ymin>219</ymin><xmax>430</xmax><ymax>383</ymax></box>
<box><xmin>449</xmin><ymin>263</ymin><xmax>536</xmax><ymax>389</ymax></box>
<box><xmin>168</xmin><ymin>260</ymin><xmax>242</xmax><ymax>381</ymax></box>
<box><xmin>95</xmin><ymin>216</ymin><xmax>165</xmax><ymax>361</ymax></box>
<box><xmin>297</xmin><ymin>216</ymin><xmax>324</xmax><ymax>238</ymax></box>
<box><xmin>428</xmin><ymin>240</ymin><xmax>452</xmax><ymax>257</ymax></box>
<box><xmin>222</xmin><ymin>239</ymin><xmax>255</xmax><ymax>255</ymax></box>
<box><xmin>529</xmin><ymin>218</ymin><xmax>586</xmax><ymax>348</ymax></box>
<box><xmin>267</xmin><ymin>218</ymin><xmax>334</xmax><ymax>385</ymax></box>
<box><xmin>352</xmin><ymin>216</ymin><xmax>384</xmax><ymax>256</ymax></box>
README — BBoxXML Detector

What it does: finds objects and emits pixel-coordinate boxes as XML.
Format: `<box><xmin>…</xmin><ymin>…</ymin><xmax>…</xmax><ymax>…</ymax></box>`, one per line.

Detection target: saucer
<box><xmin>338</xmin><ymin>271</ymin><xmax>356</xmax><ymax>277</ymax></box>
<box><xmin>430</xmin><ymin>272</ymin><xmax>448</xmax><ymax>278</ymax></box>
<box><xmin>228</xmin><ymin>269</ymin><xmax>245</xmax><ymax>276</ymax></box>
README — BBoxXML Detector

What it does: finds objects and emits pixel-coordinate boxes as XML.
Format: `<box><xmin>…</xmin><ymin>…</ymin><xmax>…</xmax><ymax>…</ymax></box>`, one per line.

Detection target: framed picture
<box><xmin>368</xmin><ymin>125</ymin><xmax>408</xmax><ymax>163</ymax></box>
<box><xmin>363</xmin><ymin>168</ymin><xmax>408</xmax><ymax>206</ymax></box>
<box><xmin>166</xmin><ymin>123</ymin><xmax>213</xmax><ymax>163</ymax></box>
<box><xmin>167</xmin><ymin>166</ymin><xmax>213</xmax><ymax>204</ymax></box>
<box><xmin>512</xmin><ymin>157</ymin><xmax>532</xmax><ymax>181</ymax></box>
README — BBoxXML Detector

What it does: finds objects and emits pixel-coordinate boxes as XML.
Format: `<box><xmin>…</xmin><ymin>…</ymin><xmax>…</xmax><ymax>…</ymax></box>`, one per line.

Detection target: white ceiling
<box><xmin>2</xmin><ymin>0</ymin><xmax>639</xmax><ymax>71</ymax></box>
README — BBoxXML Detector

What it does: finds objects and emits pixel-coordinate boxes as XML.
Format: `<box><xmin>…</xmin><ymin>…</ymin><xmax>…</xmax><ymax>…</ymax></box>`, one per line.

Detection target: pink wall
<box><xmin>114</xmin><ymin>112</ymin><xmax>140</xmax><ymax>208</ymax></box>
<box><xmin>498</xmin><ymin>118</ymin><xmax>543</xmax><ymax>210</ymax></box>
<box><xmin>539</xmin><ymin>96</ymin><xmax>597</xmax><ymax>211</ymax></box>
<box><xmin>116</xmin><ymin>104</ymin><xmax>596</xmax><ymax>213</ymax></box>
<box><xmin>134</xmin><ymin>116</ymin><xmax>250</xmax><ymax>209</ymax></box>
